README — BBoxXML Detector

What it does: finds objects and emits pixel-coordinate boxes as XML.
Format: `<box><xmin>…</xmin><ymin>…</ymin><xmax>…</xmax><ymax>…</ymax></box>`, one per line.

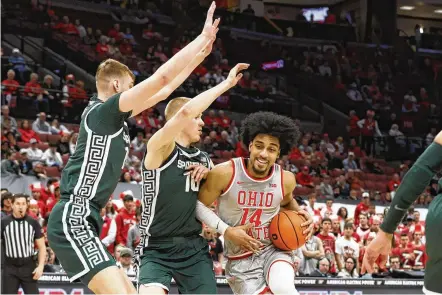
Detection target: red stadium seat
<box><xmin>37</xmin><ymin>143</ymin><xmax>49</xmax><ymax>151</ymax></box>
<box><xmin>45</xmin><ymin>167</ymin><xmax>61</xmax><ymax>177</ymax></box>
<box><xmin>48</xmin><ymin>135</ymin><xmax>61</xmax><ymax>144</ymax></box>
<box><xmin>17</xmin><ymin>142</ymin><xmax>30</xmax><ymax>150</ymax></box>
<box><xmin>38</xmin><ymin>133</ymin><xmax>49</xmax><ymax>142</ymax></box>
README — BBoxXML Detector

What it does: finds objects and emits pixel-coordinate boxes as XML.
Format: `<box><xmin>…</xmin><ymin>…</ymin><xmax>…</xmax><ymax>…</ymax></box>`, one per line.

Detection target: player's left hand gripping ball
<box><xmin>296</xmin><ymin>210</ymin><xmax>314</xmax><ymax>241</ymax></box>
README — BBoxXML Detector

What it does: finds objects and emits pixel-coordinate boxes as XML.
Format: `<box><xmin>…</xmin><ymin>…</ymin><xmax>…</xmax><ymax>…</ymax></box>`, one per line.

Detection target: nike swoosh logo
<box><xmin>394</xmin><ymin>205</ymin><xmax>407</xmax><ymax>211</ymax></box>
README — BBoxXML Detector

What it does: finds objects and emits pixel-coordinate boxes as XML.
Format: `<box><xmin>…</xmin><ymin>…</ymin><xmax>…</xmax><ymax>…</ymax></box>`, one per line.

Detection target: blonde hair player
<box><xmin>46</xmin><ymin>2</ymin><xmax>220</xmax><ymax>294</ymax></box>
<box><xmin>135</xmin><ymin>43</ymin><xmax>250</xmax><ymax>292</ymax></box>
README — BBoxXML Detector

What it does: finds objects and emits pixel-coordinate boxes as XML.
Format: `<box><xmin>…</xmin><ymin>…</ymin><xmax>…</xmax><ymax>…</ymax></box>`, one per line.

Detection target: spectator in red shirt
<box><xmin>30</xmin><ymin>183</ymin><xmax>46</xmax><ymax>217</ymax></box>
<box><xmin>296</xmin><ymin>166</ymin><xmax>314</xmax><ymax>187</ymax></box>
<box><xmin>347</xmin><ymin>139</ymin><xmax>365</xmax><ymax>160</ymax></box>
<box><xmin>347</xmin><ymin>110</ymin><xmax>360</xmax><ymax>139</ymax></box>
<box><xmin>387</xmin><ymin>173</ymin><xmax>401</xmax><ymax>192</ymax></box>
<box><xmin>411</xmin><ymin>231</ymin><xmax>426</xmax><ymax>270</ymax></box>
<box><xmin>317</xmin><ymin>218</ymin><xmax>337</xmax><ymax>274</ymax></box>
<box><xmin>218</xmin><ymin>110</ymin><xmax>230</xmax><ymax>129</ymax></box>
<box><xmin>45</xmin><ymin>182</ymin><xmax>61</xmax><ymax>218</ymax></box>
<box><xmin>142</xmin><ymin>24</ymin><xmax>162</xmax><ymax>40</ymax></box>
<box><xmin>391</xmin><ymin>233</ymin><xmax>414</xmax><ymax>270</ymax></box>
<box><xmin>24</xmin><ymin>73</ymin><xmax>43</xmax><ymax>97</ymax></box>
<box><xmin>287</xmin><ymin>147</ymin><xmax>301</xmax><ymax>161</ymax></box>
<box><xmin>2</xmin><ymin>70</ymin><xmax>20</xmax><ymax>105</ymax></box>
<box><xmin>39</xmin><ymin>178</ymin><xmax>57</xmax><ymax>204</ymax></box>
<box><xmin>73</xmin><ymin>80</ymin><xmax>88</xmax><ymax>100</ymax></box>
<box><xmin>354</xmin><ymin>192</ymin><xmax>370</xmax><ymax>226</ymax></box>
<box><xmin>119</xmin><ymin>38</ymin><xmax>133</xmax><ymax>56</ymax></box>
<box><xmin>25</xmin><ymin>73</ymin><xmax>49</xmax><ymax>113</ymax></box>
<box><xmin>194</xmin><ymin>64</ymin><xmax>208</xmax><ymax>77</ymax></box>
<box><xmin>18</xmin><ymin>119</ymin><xmax>40</xmax><ymax>143</ymax></box>
<box><xmin>108</xmin><ymin>23</ymin><xmax>122</xmax><ymax>42</ymax></box>
<box><xmin>204</xmin><ymin>109</ymin><xmax>219</xmax><ymax>126</ymax></box>
<box><xmin>53</xmin><ymin>16</ymin><xmax>78</xmax><ymax>35</ymax></box>
<box><xmin>115</xmin><ymin>193</ymin><xmax>136</xmax><ymax>246</ymax></box>
<box><xmin>96</xmin><ymin>38</ymin><xmax>110</xmax><ymax>56</ymax></box>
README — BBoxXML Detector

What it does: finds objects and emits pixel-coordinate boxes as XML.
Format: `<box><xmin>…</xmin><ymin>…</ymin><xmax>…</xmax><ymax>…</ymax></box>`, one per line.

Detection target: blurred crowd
<box><xmin>1</xmin><ymin>0</ymin><xmax>440</xmax><ymax>280</ymax></box>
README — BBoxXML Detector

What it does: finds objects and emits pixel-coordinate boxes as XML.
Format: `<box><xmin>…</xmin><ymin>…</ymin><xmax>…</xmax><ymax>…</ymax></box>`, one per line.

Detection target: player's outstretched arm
<box><xmin>119</xmin><ymin>2</ymin><xmax>220</xmax><ymax>115</ymax></box>
<box><xmin>135</xmin><ymin>37</ymin><xmax>215</xmax><ymax>116</ymax></box>
<box><xmin>363</xmin><ymin>131</ymin><xmax>442</xmax><ymax>274</ymax></box>
<box><xmin>381</xmin><ymin>131</ymin><xmax>442</xmax><ymax>234</ymax></box>
<box><xmin>144</xmin><ymin>63</ymin><xmax>249</xmax><ymax>170</ymax></box>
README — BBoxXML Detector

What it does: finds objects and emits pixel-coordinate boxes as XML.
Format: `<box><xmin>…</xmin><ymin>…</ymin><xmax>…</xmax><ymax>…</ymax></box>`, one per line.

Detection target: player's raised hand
<box><xmin>361</xmin><ymin>230</ymin><xmax>392</xmax><ymax>274</ymax></box>
<box><xmin>296</xmin><ymin>210</ymin><xmax>314</xmax><ymax>241</ymax></box>
<box><xmin>186</xmin><ymin>164</ymin><xmax>210</xmax><ymax>182</ymax></box>
<box><xmin>202</xmin><ymin>2</ymin><xmax>221</xmax><ymax>39</ymax></box>
<box><xmin>226</xmin><ymin>63</ymin><xmax>250</xmax><ymax>87</ymax></box>
<box><xmin>196</xmin><ymin>36</ymin><xmax>217</xmax><ymax>61</ymax></box>
<box><xmin>224</xmin><ymin>223</ymin><xmax>263</xmax><ymax>253</ymax></box>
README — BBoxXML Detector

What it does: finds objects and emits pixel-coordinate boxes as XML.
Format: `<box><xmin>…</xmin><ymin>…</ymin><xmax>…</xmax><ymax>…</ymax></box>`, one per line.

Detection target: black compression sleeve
<box><xmin>380</xmin><ymin>142</ymin><xmax>442</xmax><ymax>234</ymax></box>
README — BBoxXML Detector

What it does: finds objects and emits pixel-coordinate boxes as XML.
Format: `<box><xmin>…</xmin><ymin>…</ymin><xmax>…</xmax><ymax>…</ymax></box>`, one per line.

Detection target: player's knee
<box><xmin>268</xmin><ymin>261</ymin><xmax>299</xmax><ymax>295</ymax></box>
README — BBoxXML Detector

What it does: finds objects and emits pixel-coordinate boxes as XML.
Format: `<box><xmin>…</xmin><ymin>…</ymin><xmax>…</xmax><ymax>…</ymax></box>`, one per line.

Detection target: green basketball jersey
<box><xmin>60</xmin><ymin>93</ymin><xmax>132</xmax><ymax>209</ymax></box>
<box><xmin>139</xmin><ymin>143</ymin><xmax>211</xmax><ymax>240</ymax></box>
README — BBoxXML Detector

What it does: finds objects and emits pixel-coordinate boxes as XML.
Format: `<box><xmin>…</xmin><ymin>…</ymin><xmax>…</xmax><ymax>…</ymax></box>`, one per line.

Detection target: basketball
<box><xmin>269</xmin><ymin>211</ymin><xmax>308</xmax><ymax>251</ymax></box>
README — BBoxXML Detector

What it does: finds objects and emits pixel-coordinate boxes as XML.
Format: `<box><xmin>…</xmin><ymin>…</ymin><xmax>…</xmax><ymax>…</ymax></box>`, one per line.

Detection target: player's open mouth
<box><xmin>256</xmin><ymin>159</ymin><xmax>268</xmax><ymax>165</ymax></box>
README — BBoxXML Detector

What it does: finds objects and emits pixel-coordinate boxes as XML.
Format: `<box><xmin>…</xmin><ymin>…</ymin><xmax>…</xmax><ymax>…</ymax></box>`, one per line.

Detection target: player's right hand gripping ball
<box><xmin>269</xmin><ymin>211</ymin><xmax>308</xmax><ymax>251</ymax></box>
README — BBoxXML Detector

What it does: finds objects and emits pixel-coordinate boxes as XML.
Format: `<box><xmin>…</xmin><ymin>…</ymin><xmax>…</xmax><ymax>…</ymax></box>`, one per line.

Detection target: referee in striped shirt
<box><xmin>1</xmin><ymin>194</ymin><xmax>46</xmax><ymax>294</ymax></box>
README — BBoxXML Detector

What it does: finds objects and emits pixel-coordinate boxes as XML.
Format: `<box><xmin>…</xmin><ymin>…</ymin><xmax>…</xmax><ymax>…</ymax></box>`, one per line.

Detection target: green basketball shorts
<box><xmin>47</xmin><ymin>197</ymin><xmax>115</xmax><ymax>285</ymax></box>
<box><xmin>137</xmin><ymin>235</ymin><xmax>217</xmax><ymax>294</ymax></box>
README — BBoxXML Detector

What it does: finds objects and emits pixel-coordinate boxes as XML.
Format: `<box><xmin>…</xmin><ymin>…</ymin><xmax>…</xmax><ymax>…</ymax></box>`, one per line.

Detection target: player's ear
<box><xmin>248</xmin><ymin>141</ymin><xmax>253</xmax><ymax>151</ymax></box>
<box><xmin>112</xmin><ymin>79</ymin><xmax>119</xmax><ymax>92</ymax></box>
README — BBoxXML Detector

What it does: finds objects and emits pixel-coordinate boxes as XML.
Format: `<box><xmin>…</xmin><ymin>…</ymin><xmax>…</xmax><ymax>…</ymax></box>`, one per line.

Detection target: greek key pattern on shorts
<box><xmin>69</xmin><ymin>195</ymin><xmax>106</xmax><ymax>268</ymax></box>
<box><xmin>139</xmin><ymin>169</ymin><xmax>156</xmax><ymax>233</ymax></box>
<box><xmin>76</xmin><ymin>134</ymin><xmax>108</xmax><ymax>197</ymax></box>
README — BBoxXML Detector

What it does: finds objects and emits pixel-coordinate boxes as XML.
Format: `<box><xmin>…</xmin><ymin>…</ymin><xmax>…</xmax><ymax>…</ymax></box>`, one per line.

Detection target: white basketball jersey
<box><xmin>218</xmin><ymin>157</ymin><xmax>284</xmax><ymax>258</ymax></box>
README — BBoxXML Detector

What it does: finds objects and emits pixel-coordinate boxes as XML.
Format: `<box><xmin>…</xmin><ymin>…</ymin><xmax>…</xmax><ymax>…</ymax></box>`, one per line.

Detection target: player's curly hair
<box><xmin>240</xmin><ymin>112</ymin><xmax>301</xmax><ymax>154</ymax></box>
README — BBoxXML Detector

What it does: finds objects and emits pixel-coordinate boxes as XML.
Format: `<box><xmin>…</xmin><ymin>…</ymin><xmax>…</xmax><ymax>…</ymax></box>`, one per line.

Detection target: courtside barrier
<box><xmin>17</xmin><ymin>273</ymin><xmax>425</xmax><ymax>294</ymax></box>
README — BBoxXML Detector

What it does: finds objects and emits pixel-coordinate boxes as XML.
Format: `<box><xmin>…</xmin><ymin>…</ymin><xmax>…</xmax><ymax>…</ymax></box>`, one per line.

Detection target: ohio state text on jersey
<box><xmin>217</xmin><ymin>157</ymin><xmax>284</xmax><ymax>258</ymax></box>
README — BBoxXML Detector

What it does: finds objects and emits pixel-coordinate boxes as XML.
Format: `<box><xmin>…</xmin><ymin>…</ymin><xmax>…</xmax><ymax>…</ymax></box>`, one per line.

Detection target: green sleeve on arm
<box><xmin>381</xmin><ymin>142</ymin><xmax>442</xmax><ymax>234</ymax></box>
<box><xmin>87</xmin><ymin>93</ymin><xmax>132</xmax><ymax>135</ymax></box>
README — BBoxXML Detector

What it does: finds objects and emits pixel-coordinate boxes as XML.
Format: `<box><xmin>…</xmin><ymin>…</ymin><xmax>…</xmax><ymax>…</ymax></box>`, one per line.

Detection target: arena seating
<box><xmin>1</xmin><ymin>0</ymin><xmax>440</xmax><ymax>283</ymax></box>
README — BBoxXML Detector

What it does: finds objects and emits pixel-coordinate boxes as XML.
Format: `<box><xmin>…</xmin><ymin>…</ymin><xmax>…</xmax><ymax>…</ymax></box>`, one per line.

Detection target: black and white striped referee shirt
<box><xmin>1</xmin><ymin>214</ymin><xmax>43</xmax><ymax>259</ymax></box>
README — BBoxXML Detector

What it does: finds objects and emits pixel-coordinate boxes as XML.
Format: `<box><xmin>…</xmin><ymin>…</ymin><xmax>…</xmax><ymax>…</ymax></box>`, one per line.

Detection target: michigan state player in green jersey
<box><xmin>362</xmin><ymin>131</ymin><xmax>442</xmax><ymax>295</ymax></box>
<box><xmin>46</xmin><ymin>4</ymin><xmax>221</xmax><ymax>293</ymax></box>
<box><xmin>136</xmin><ymin>62</ymin><xmax>250</xmax><ymax>294</ymax></box>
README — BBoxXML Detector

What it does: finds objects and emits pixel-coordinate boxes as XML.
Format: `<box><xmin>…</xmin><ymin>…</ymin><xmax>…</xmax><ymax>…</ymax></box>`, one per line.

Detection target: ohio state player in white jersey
<box><xmin>195</xmin><ymin>112</ymin><xmax>314</xmax><ymax>295</ymax></box>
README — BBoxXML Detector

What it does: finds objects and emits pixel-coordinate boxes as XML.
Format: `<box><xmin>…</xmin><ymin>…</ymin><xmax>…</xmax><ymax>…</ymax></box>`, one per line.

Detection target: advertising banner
<box><xmin>18</xmin><ymin>274</ymin><xmax>424</xmax><ymax>295</ymax></box>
